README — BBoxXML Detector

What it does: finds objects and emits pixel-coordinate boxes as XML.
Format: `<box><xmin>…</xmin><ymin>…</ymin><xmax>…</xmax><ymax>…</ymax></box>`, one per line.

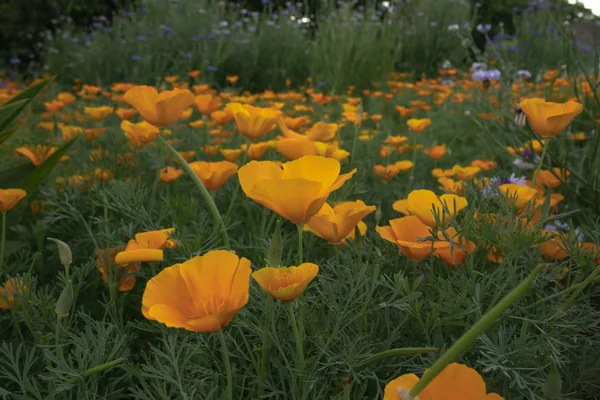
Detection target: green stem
<box><xmin>258</xmin><ymin>295</ymin><xmax>273</xmax><ymax>396</ymax></box>
<box><xmin>343</xmin><ymin>379</ymin><xmax>350</xmax><ymax>400</ymax></box>
<box><xmin>350</xmin><ymin>123</ymin><xmax>360</xmax><ymax>162</ymax></box>
<box><xmin>0</xmin><ymin>212</ymin><xmax>5</xmax><ymax>276</ymax></box>
<box><xmin>158</xmin><ymin>135</ymin><xmax>231</xmax><ymax>249</ymax></box>
<box><xmin>219</xmin><ymin>330</ymin><xmax>233</xmax><ymax>400</ymax></box>
<box><xmin>408</xmin><ymin>262</ymin><xmax>545</xmax><ymax>398</ymax></box>
<box><xmin>562</xmin><ymin>263</ymin><xmax>600</xmax><ymax>311</ymax></box>
<box><xmin>11</xmin><ymin>310</ymin><xmax>24</xmax><ymax>342</ymax></box>
<box><xmin>532</xmin><ymin>140</ymin><xmax>550</xmax><ymax>184</ymax></box>
<box><xmin>357</xmin><ymin>347</ymin><xmax>438</xmax><ymax>369</ymax></box>
<box><xmin>297</xmin><ymin>224</ymin><xmax>304</xmax><ymax>265</ymax></box>
<box><xmin>287</xmin><ymin>301</ymin><xmax>305</xmax><ymax>371</ymax></box>
<box><xmin>79</xmin><ymin>357</ymin><xmax>127</xmax><ymax>378</ymax></box>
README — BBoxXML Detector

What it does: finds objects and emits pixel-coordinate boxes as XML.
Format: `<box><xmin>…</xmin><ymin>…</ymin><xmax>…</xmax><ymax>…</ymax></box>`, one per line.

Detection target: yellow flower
<box><xmin>189</xmin><ymin>161</ymin><xmax>238</xmax><ymax>191</ymax></box>
<box><xmin>226</xmin><ymin>102</ymin><xmax>282</xmax><ymax>140</ymax></box>
<box><xmin>121</xmin><ymin>120</ymin><xmax>160</xmax><ymax>148</ymax></box>
<box><xmin>384</xmin><ymin>362</ymin><xmax>504</xmax><ymax>400</ymax></box>
<box><xmin>306</xmin><ymin>200</ymin><xmax>376</xmax><ymax>244</ymax></box>
<box><xmin>0</xmin><ymin>189</ymin><xmax>27</xmax><ymax>212</ymax></box>
<box><xmin>160</xmin><ymin>167</ymin><xmax>184</xmax><ymax>183</ymax></box>
<box><xmin>407</xmin><ymin>189</ymin><xmax>467</xmax><ymax>227</ymax></box>
<box><xmin>520</xmin><ymin>98</ymin><xmax>583</xmax><ymax>137</ymax></box>
<box><xmin>252</xmin><ymin>263</ymin><xmax>318</xmax><ymax>301</ymax></box>
<box><xmin>142</xmin><ymin>250</ymin><xmax>251</xmax><ymax>332</ymax></box>
<box><xmin>124</xmin><ymin>85</ymin><xmax>195</xmax><ymax>127</ymax></box>
<box><xmin>376</xmin><ymin>216</ymin><xmax>435</xmax><ymax>261</ymax></box>
<box><xmin>0</xmin><ymin>278</ymin><xmax>26</xmax><ymax>310</ymax></box>
<box><xmin>452</xmin><ymin>165</ymin><xmax>481</xmax><ymax>180</ymax></box>
<box><xmin>115</xmin><ymin>228</ymin><xmax>178</xmax><ymax>265</ymax></box>
<box><xmin>194</xmin><ymin>94</ymin><xmax>221</xmax><ymax>115</ymax></box>
<box><xmin>498</xmin><ymin>184</ymin><xmax>538</xmax><ymax>210</ymax></box>
<box><xmin>238</xmin><ymin>155</ymin><xmax>356</xmax><ymax>224</ymax></box>
<box><xmin>15</xmin><ymin>145</ymin><xmax>59</xmax><ymax>166</ymax></box>
<box><xmin>220</xmin><ymin>149</ymin><xmax>243</xmax><ymax>162</ymax></box>
<box><xmin>406</xmin><ymin>118</ymin><xmax>432</xmax><ymax>133</ymax></box>
<box><xmin>83</xmin><ymin>106</ymin><xmax>114</xmax><ymax>121</ymax></box>
<box><xmin>305</xmin><ymin>122</ymin><xmax>338</xmax><ymax>141</ymax></box>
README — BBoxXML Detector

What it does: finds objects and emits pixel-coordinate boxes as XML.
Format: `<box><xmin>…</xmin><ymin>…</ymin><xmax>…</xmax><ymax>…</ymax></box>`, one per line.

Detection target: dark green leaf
<box><xmin>0</xmin><ymin>99</ymin><xmax>28</xmax><ymax>132</ymax></box>
<box><xmin>2</xmin><ymin>77</ymin><xmax>54</xmax><ymax>107</ymax></box>
<box><xmin>0</xmin><ymin>163</ymin><xmax>36</xmax><ymax>189</ymax></box>
<box><xmin>0</xmin><ymin>125</ymin><xmax>20</xmax><ymax>145</ymax></box>
<box><xmin>0</xmin><ymin>77</ymin><xmax>54</xmax><ymax>133</ymax></box>
<box><xmin>20</xmin><ymin>137</ymin><xmax>78</xmax><ymax>195</ymax></box>
<box><xmin>2</xmin><ymin>241</ymin><xmax>28</xmax><ymax>258</ymax></box>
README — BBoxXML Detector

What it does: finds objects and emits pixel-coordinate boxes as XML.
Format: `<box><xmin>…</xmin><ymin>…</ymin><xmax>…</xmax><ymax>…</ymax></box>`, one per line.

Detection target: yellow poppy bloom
<box><xmin>406</xmin><ymin>118</ymin><xmax>432</xmax><ymax>133</ymax></box>
<box><xmin>142</xmin><ymin>250</ymin><xmax>251</xmax><ymax>332</ymax></box>
<box><xmin>124</xmin><ymin>85</ymin><xmax>195</xmax><ymax>127</ymax></box>
<box><xmin>0</xmin><ymin>189</ymin><xmax>27</xmax><ymax>212</ymax></box>
<box><xmin>238</xmin><ymin>155</ymin><xmax>356</xmax><ymax>224</ymax></box>
<box><xmin>115</xmin><ymin>228</ymin><xmax>178</xmax><ymax>265</ymax></box>
<box><xmin>84</xmin><ymin>106</ymin><xmax>114</xmax><ymax>121</ymax></box>
<box><xmin>252</xmin><ymin>263</ymin><xmax>318</xmax><ymax>301</ymax></box>
<box><xmin>519</xmin><ymin>98</ymin><xmax>583</xmax><ymax>137</ymax></box>
<box><xmin>189</xmin><ymin>161</ymin><xmax>238</xmax><ymax>191</ymax></box>
<box><xmin>121</xmin><ymin>120</ymin><xmax>160</xmax><ymax>148</ymax></box>
<box><xmin>226</xmin><ymin>102</ymin><xmax>282</xmax><ymax>140</ymax></box>
<box><xmin>384</xmin><ymin>362</ymin><xmax>504</xmax><ymax>400</ymax></box>
<box><xmin>306</xmin><ymin>201</ymin><xmax>376</xmax><ymax>244</ymax></box>
<box><xmin>407</xmin><ymin>189</ymin><xmax>468</xmax><ymax>227</ymax></box>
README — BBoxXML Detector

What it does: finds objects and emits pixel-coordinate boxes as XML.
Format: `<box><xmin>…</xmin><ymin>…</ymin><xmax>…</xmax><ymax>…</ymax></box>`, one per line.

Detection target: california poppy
<box><xmin>160</xmin><ymin>167</ymin><xmax>183</xmax><ymax>183</ymax></box>
<box><xmin>238</xmin><ymin>155</ymin><xmax>356</xmax><ymax>224</ymax></box>
<box><xmin>376</xmin><ymin>216</ymin><xmax>435</xmax><ymax>261</ymax></box>
<box><xmin>0</xmin><ymin>278</ymin><xmax>26</xmax><ymax>310</ymax></box>
<box><xmin>252</xmin><ymin>263</ymin><xmax>319</xmax><ymax>301</ymax></box>
<box><xmin>121</xmin><ymin>120</ymin><xmax>160</xmax><ymax>148</ymax></box>
<box><xmin>189</xmin><ymin>161</ymin><xmax>238</xmax><ymax>191</ymax></box>
<box><xmin>0</xmin><ymin>189</ymin><xmax>27</xmax><ymax>212</ymax></box>
<box><xmin>124</xmin><ymin>85</ymin><xmax>195</xmax><ymax>127</ymax></box>
<box><xmin>226</xmin><ymin>102</ymin><xmax>282</xmax><ymax>140</ymax></box>
<box><xmin>306</xmin><ymin>201</ymin><xmax>376</xmax><ymax>244</ymax></box>
<box><xmin>115</xmin><ymin>228</ymin><xmax>178</xmax><ymax>265</ymax></box>
<box><xmin>406</xmin><ymin>118</ymin><xmax>432</xmax><ymax>133</ymax></box>
<box><xmin>520</xmin><ymin>98</ymin><xmax>583</xmax><ymax>137</ymax></box>
<box><xmin>384</xmin><ymin>362</ymin><xmax>504</xmax><ymax>400</ymax></box>
<box><xmin>142</xmin><ymin>250</ymin><xmax>251</xmax><ymax>332</ymax></box>
<box><xmin>407</xmin><ymin>189</ymin><xmax>468</xmax><ymax>227</ymax></box>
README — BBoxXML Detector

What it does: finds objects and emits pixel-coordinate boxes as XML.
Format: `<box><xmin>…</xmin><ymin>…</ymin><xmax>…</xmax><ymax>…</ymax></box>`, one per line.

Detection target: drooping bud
<box><xmin>55</xmin><ymin>280</ymin><xmax>74</xmax><ymax>317</ymax></box>
<box><xmin>375</xmin><ymin>207</ymin><xmax>383</xmax><ymax>226</ymax></box>
<box><xmin>543</xmin><ymin>358</ymin><xmax>562</xmax><ymax>399</ymax></box>
<box><xmin>266</xmin><ymin>220</ymin><xmax>282</xmax><ymax>267</ymax></box>
<box><xmin>47</xmin><ymin>237</ymin><xmax>72</xmax><ymax>266</ymax></box>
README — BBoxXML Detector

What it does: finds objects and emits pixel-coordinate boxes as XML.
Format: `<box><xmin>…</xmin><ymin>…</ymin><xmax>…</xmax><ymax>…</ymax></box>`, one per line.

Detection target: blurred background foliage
<box><xmin>0</xmin><ymin>0</ymin><xmax>597</xmax><ymax>90</ymax></box>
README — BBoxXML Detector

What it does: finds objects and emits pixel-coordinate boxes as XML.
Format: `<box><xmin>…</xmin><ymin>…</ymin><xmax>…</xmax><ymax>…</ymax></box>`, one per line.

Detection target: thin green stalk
<box><xmin>357</xmin><ymin>347</ymin><xmax>438</xmax><ymax>369</ymax></box>
<box><xmin>66</xmin><ymin>357</ymin><xmax>127</xmax><ymax>385</ymax></box>
<box><xmin>350</xmin><ymin>122</ymin><xmax>360</xmax><ymax>162</ymax></box>
<box><xmin>532</xmin><ymin>139</ymin><xmax>550</xmax><ymax>184</ymax></box>
<box><xmin>158</xmin><ymin>135</ymin><xmax>231</xmax><ymax>249</ymax></box>
<box><xmin>11</xmin><ymin>310</ymin><xmax>24</xmax><ymax>342</ymax></box>
<box><xmin>287</xmin><ymin>301</ymin><xmax>305</xmax><ymax>371</ymax></box>
<box><xmin>562</xmin><ymin>263</ymin><xmax>600</xmax><ymax>311</ymax></box>
<box><xmin>219</xmin><ymin>330</ymin><xmax>233</xmax><ymax>400</ymax></box>
<box><xmin>408</xmin><ymin>262</ymin><xmax>545</xmax><ymax>398</ymax></box>
<box><xmin>297</xmin><ymin>224</ymin><xmax>304</xmax><ymax>265</ymax></box>
<box><xmin>343</xmin><ymin>379</ymin><xmax>350</xmax><ymax>400</ymax></box>
<box><xmin>224</xmin><ymin>147</ymin><xmax>247</xmax><ymax>222</ymax></box>
<box><xmin>258</xmin><ymin>295</ymin><xmax>274</xmax><ymax>396</ymax></box>
<box><xmin>0</xmin><ymin>212</ymin><xmax>5</xmax><ymax>276</ymax></box>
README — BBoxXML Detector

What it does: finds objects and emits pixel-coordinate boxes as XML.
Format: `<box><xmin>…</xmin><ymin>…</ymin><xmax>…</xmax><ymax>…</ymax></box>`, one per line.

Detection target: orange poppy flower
<box><xmin>115</xmin><ymin>228</ymin><xmax>178</xmax><ymax>265</ymax></box>
<box><xmin>540</xmin><ymin>232</ymin><xmax>570</xmax><ymax>260</ymax></box>
<box><xmin>252</xmin><ymin>263</ymin><xmax>319</xmax><ymax>301</ymax></box>
<box><xmin>238</xmin><ymin>155</ymin><xmax>356</xmax><ymax>224</ymax></box>
<box><xmin>424</xmin><ymin>145</ymin><xmax>447</xmax><ymax>160</ymax></box>
<box><xmin>226</xmin><ymin>102</ymin><xmax>282</xmax><ymax>140</ymax></box>
<box><xmin>384</xmin><ymin>362</ymin><xmax>504</xmax><ymax>400</ymax></box>
<box><xmin>452</xmin><ymin>165</ymin><xmax>481</xmax><ymax>180</ymax></box>
<box><xmin>406</xmin><ymin>118</ymin><xmax>432</xmax><ymax>133</ymax></box>
<box><xmin>189</xmin><ymin>161</ymin><xmax>238</xmax><ymax>191</ymax></box>
<box><xmin>84</xmin><ymin>106</ymin><xmax>114</xmax><ymax>121</ymax></box>
<box><xmin>534</xmin><ymin>168</ymin><xmax>568</xmax><ymax>188</ymax></box>
<box><xmin>115</xmin><ymin>107</ymin><xmax>138</xmax><ymax>120</ymax></box>
<box><xmin>124</xmin><ymin>85</ymin><xmax>195</xmax><ymax>127</ymax></box>
<box><xmin>407</xmin><ymin>189</ymin><xmax>467</xmax><ymax>227</ymax></box>
<box><xmin>0</xmin><ymin>278</ymin><xmax>26</xmax><ymax>310</ymax></box>
<box><xmin>226</xmin><ymin>75</ymin><xmax>240</xmax><ymax>84</ymax></box>
<box><xmin>520</xmin><ymin>98</ymin><xmax>583</xmax><ymax>137</ymax></box>
<box><xmin>306</xmin><ymin>200</ymin><xmax>376</xmax><ymax>244</ymax></box>
<box><xmin>159</xmin><ymin>167</ymin><xmax>184</xmax><ymax>183</ymax></box>
<box><xmin>211</xmin><ymin>109</ymin><xmax>235</xmax><ymax>125</ymax></box>
<box><xmin>376</xmin><ymin>216</ymin><xmax>435</xmax><ymax>261</ymax></box>
<box><xmin>242</xmin><ymin>141</ymin><xmax>271</xmax><ymax>160</ymax></box>
<box><xmin>0</xmin><ymin>189</ymin><xmax>27</xmax><ymax>212</ymax></box>
<box><xmin>392</xmin><ymin>199</ymin><xmax>411</xmax><ymax>215</ymax></box>
<box><xmin>498</xmin><ymin>184</ymin><xmax>538</xmax><ymax>210</ymax></box>
<box><xmin>195</xmin><ymin>94</ymin><xmax>222</xmax><ymax>115</ymax></box>
<box><xmin>220</xmin><ymin>149</ymin><xmax>243</xmax><ymax>162</ymax></box>
<box><xmin>374</xmin><ymin>164</ymin><xmax>401</xmax><ymax>181</ymax></box>
<box><xmin>15</xmin><ymin>145</ymin><xmax>59</xmax><ymax>166</ymax></box>
<box><xmin>141</xmin><ymin>250</ymin><xmax>251</xmax><ymax>332</ymax></box>
<box><xmin>121</xmin><ymin>120</ymin><xmax>160</xmax><ymax>148</ymax></box>
<box><xmin>84</xmin><ymin>127</ymin><xmax>107</xmax><ymax>140</ymax></box>
<box><xmin>95</xmin><ymin>248</ymin><xmax>140</xmax><ymax>292</ymax></box>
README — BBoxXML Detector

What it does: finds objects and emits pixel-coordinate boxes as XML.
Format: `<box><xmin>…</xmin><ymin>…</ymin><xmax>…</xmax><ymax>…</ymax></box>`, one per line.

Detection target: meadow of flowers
<box><xmin>2</xmin><ymin>5</ymin><xmax>600</xmax><ymax>398</ymax></box>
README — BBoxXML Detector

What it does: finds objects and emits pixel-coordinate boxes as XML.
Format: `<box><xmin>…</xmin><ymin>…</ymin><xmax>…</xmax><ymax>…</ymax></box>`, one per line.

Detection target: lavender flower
<box><xmin>9</xmin><ymin>57</ymin><xmax>21</xmax><ymax>65</ymax></box>
<box><xmin>476</xmin><ymin>23</ymin><xmax>491</xmax><ymax>33</ymax></box>
<box><xmin>513</xmin><ymin>149</ymin><xmax>540</xmax><ymax>169</ymax></box>
<box><xmin>131</xmin><ymin>54</ymin><xmax>142</xmax><ymax>61</ymax></box>
<box><xmin>545</xmin><ymin>220</ymin><xmax>584</xmax><ymax>243</ymax></box>
<box><xmin>483</xmin><ymin>174</ymin><xmax>527</xmax><ymax>198</ymax></box>
<box><xmin>517</xmin><ymin>70</ymin><xmax>532</xmax><ymax>79</ymax></box>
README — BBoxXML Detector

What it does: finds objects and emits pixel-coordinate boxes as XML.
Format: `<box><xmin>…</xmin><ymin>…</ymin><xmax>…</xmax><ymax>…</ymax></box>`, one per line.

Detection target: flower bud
<box><xmin>543</xmin><ymin>358</ymin><xmax>562</xmax><ymax>399</ymax></box>
<box><xmin>55</xmin><ymin>280</ymin><xmax>74</xmax><ymax>317</ymax></box>
<box><xmin>48</xmin><ymin>237</ymin><xmax>72</xmax><ymax>266</ymax></box>
<box><xmin>266</xmin><ymin>220</ymin><xmax>282</xmax><ymax>267</ymax></box>
<box><xmin>375</xmin><ymin>207</ymin><xmax>383</xmax><ymax>226</ymax></box>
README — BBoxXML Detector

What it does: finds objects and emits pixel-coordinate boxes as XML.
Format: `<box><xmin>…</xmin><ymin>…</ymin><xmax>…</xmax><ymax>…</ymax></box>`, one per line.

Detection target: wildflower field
<box><xmin>2</xmin><ymin>0</ymin><xmax>600</xmax><ymax>399</ymax></box>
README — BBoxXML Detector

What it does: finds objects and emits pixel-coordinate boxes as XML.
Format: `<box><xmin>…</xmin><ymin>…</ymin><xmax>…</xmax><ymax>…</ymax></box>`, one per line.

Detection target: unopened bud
<box><xmin>55</xmin><ymin>280</ymin><xmax>74</xmax><ymax>317</ymax></box>
<box><xmin>48</xmin><ymin>237</ymin><xmax>72</xmax><ymax>266</ymax></box>
<box><xmin>543</xmin><ymin>358</ymin><xmax>562</xmax><ymax>399</ymax></box>
<box><xmin>375</xmin><ymin>207</ymin><xmax>383</xmax><ymax>226</ymax></box>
